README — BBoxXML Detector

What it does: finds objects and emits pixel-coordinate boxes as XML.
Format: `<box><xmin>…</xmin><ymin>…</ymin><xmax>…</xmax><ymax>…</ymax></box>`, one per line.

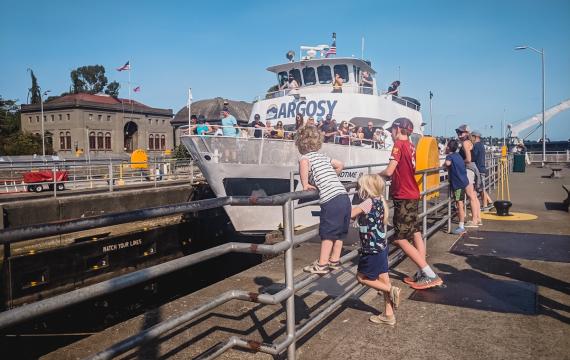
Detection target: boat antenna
<box><xmin>361</xmin><ymin>36</ymin><xmax>364</xmax><ymax>59</ymax></box>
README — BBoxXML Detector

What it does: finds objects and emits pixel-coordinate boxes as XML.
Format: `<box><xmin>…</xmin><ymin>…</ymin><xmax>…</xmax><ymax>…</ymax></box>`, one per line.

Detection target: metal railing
<box><xmin>0</xmin><ymin>159</ymin><xmax>197</xmax><ymax>197</ymax></box>
<box><xmin>0</xmin><ymin>156</ymin><xmax>504</xmax><ymax>359</ymax></box>
<box><xmin>526</xmin><ymin>151</ymin><xmax>570</xmax><ymax>163</ymax></box>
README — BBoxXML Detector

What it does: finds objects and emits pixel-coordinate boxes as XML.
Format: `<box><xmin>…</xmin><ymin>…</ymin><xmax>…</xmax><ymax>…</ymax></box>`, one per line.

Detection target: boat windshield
<box><xmin>333</xmin><ymin>64</ymin><xmax>349</xmax><ymax>83</ymax></box>
<box><xmin>317</xmin><ymin>65</ymin><xmax>332</xmax><ymax>84</ymax></box>
<box><xmin>302</xmin><ymin>67</ymin><xmax>316</xmax><ymax>86</ymax></box>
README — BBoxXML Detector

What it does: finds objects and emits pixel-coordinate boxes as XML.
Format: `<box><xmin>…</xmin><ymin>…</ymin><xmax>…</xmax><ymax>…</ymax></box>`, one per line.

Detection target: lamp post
<box><xmin>515</xmin><ymin>45</ymin><xmax>545</xmax><ymax>166</ymax></box>
<box><xmin>39</xmin><ymin>89</ymin><xmax>51</xmax><ymax>159</ymax></box>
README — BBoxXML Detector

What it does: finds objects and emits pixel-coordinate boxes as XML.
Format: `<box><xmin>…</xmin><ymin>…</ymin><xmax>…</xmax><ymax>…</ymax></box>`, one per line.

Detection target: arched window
<box><xmin>149</xmin><ymin>134</ymin><xmax>154</xmax><ymax>150</ymax></box>
<box><xmin>154</xmin><ymin>134</ymin><xmax>160</xmax><ymax>150</ymax></box>
<box><xmin>66</xmin><ymin>131</ymin><xmax>72</xmax><ymax>150</ymax></box>
<box><xmin>105</xmin><ymin>132</ymin><xmax>111</xmax><ymax>150</ymax></box>
<box><xmin>160</xmin><ymin>135</ymin><xmax>166</xmax><ymax>150</ymax></box>
<box><xmin>97</xmin><ymin>132</ymin><xmax>104</xmax><ymax>149</ymax></box>
<box><xmin>59</xmin><ymin>132</ymin><xmax>66</xmax><ymax>150</ymax></box>
<box><xmin>89</xmin><ymin>131</ymin><xmax>96</xmax><ymax>149</ymax></box>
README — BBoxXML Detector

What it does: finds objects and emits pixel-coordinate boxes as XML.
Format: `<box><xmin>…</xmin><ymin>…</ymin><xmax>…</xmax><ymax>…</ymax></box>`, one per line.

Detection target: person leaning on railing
<box><xmin>250</xmin><ymin>114</ymin><xmax>265</xmax><ymax>138</ymax></box>
<box><xmin>360</xmin><ymin>71</ymin><xmax>374</xmax><ymax>95</ymax></box>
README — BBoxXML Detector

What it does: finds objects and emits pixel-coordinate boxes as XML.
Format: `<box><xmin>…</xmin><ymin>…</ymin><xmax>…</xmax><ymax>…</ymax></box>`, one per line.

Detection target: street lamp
<box><xmin>39</xmin><ymin>89</ymin><xmax>51</xmax><ymax>159</ymax></box>
<box><xmin>515</xmin><ymin>45</ymin><xmax>545</xmax><ymax>166</ymax></box>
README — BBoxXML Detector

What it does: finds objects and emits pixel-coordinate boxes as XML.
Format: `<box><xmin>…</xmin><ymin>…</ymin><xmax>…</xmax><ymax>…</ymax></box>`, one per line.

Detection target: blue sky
<box><xmin>1</xmin><ymin>0</ymin><xmax>569</xmax><ymax>140</ymax></box>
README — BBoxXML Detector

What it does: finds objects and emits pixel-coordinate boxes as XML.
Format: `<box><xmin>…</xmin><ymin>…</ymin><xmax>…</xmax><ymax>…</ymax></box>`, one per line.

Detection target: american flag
<box><xmin>116</xmin><ymin>61</ymin><xmax>130</xmax><ymax>71</ymax></box>
<box><xmin>325</xmin><ymin>46</ymin><xmax>336</xmax><ymax>57</ymax></box>
<box><xmin>133</xmin><ymin>86</ymin><xmax>141</xmax><ymax>92</ymax></box>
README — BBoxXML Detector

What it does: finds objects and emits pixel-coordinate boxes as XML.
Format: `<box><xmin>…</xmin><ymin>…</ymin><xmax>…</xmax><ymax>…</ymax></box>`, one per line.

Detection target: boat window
<box><xmin>302</xmin><ymin>67</ymin><xmax>316</xmax><ymax>86</ymax></box>
<box><xmin>333</xmin><ymin>65</ymin><xmax>349</xmax><ymax>83</ymax></box>
<box><xmin>289</xmin><ymin>69</ymin><xmax>302</xmax><ymax>87</ymax></box>
<box><xmin>277</xmin><ymin>72</ymin><xmax>288</xmax><ymax>88</ymax></box>
<box><xmin>353</xmin><ymin>65</ymin><xmax>360</xmax><ymax>85</ymax></box>
<box><xmin>317</xmin><ymin>65</ymin><xmax>332</xmax><ymax>84</ymax></box>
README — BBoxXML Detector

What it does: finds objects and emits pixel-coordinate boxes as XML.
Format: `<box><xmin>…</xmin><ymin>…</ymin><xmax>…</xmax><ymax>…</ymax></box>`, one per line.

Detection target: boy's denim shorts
<box><xmin>319</xmin><ymin>194</ymin><xmax>351</xmax><ymax>240</ymax></box>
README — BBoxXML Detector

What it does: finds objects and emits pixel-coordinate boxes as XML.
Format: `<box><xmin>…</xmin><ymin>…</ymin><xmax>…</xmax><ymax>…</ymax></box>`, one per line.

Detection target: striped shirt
<box><xmin>301</xmin><ymin>152</ymin><xmax>347</xmax><ymax>204</ymax></box>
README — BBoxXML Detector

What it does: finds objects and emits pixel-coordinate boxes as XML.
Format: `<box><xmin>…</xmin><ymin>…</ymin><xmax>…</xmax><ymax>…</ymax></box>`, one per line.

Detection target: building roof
<box><xmin>21</xmin><ymin>93</ymin><xmax>172</xmax><ymax>117</ymax></box>
<box><xmin>171</xmin><ymin>97</ymin><xmax>252</xmax><ymax>125</ymax></box>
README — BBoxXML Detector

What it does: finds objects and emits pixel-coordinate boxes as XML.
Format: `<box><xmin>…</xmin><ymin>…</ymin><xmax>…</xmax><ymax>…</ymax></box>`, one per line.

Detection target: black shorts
<box><xmin>393</xmin><ymin>199</ymin><xmax>421</xmax><ymax>241</ymax></box>
<box><xmin>452</xmin><ymin>188</ymin><xmax>466</xmax><ymax>202</ymax></box>
<box><xmin>357</xmin><ymin>249</ymin><xmax>389</xmax><ymax>280</ymax></box>
<box><xmin>319</xmin><ymin>194</ymin><xmax>351</xmax><ymax>240</ymax></box>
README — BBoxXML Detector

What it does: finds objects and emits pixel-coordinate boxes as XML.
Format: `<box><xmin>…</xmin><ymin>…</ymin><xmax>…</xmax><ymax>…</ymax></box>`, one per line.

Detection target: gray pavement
<box><xmin>44</xmin><ymin>165</ymin><xmax>570</xmax><ymax>360</ymax></box>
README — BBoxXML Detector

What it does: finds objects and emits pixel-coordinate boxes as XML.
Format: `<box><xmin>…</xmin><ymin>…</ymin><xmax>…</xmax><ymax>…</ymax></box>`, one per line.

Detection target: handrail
<box><xmin>0</xmin><ymin>156</ymin><xmax>504</xmax><ymax>360</ymax></box>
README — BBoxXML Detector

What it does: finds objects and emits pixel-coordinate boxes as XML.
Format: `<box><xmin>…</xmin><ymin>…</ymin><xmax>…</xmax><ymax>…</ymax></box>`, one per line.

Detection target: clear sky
<box><xmin>1</xmin><ymin>0</ymin><xmax>569</xmax><ymax>140</ymax></box>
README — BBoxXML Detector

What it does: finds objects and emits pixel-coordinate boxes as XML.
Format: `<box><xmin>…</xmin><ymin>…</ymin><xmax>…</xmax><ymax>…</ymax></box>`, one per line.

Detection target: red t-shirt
<box><xmin>389</xmin><ymin>139</ymin><xmax>420</xmax><ymax>200</ymax></box>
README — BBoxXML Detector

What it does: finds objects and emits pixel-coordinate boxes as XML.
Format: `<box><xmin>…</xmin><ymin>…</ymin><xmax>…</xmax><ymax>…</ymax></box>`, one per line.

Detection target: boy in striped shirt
<box><xmin>296</xmin><ymin>126</ymin><xmax>351</xmax><ymax>274</ymax></box>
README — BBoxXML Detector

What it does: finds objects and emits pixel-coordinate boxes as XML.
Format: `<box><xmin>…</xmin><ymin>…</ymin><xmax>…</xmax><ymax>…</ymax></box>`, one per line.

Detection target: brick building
<box><xmin>20</xmin><ymin>93</ymin><xmax>173</xmax><ymax>155</ymax></box>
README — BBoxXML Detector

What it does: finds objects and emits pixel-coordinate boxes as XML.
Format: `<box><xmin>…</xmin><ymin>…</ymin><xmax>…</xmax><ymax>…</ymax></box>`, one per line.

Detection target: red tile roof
<box><xmin>48</xmin><ymin>93</ymin><xmax>150</xmax><ymax>108</ymax></box>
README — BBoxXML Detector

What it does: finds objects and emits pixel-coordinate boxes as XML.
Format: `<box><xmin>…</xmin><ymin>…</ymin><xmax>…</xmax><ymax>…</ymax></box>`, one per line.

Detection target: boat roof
<box><xmin>267</xmin><ymin>57</ymin><xmax>376</xmax><ymax>75</ymax></box>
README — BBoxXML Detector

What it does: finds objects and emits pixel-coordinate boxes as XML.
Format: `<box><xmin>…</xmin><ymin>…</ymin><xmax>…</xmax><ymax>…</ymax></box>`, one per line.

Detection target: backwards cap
<box><xmin>386</xmin><ymin>117</ymin><xmax>414</xmax><ymax>133</ymax></box>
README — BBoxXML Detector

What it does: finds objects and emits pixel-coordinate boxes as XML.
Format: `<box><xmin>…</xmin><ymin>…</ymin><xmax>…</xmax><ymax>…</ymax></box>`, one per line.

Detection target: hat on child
<box><xmin>386</xmin><ymin>117</ymin><xmax>414</xmax><ymax>132</ymax></box>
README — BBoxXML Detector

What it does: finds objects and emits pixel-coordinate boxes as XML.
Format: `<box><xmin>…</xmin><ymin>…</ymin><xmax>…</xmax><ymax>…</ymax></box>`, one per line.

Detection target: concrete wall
<box><xmin>2</xmin><ymin>185</ymin><xmax>195</xmax><ymax>228</ymax></box>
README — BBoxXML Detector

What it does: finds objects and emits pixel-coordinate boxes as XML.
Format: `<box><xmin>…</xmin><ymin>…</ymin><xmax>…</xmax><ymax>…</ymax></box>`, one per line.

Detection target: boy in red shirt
<box><xmin>379</xmin><ymin>118</ymin><xmax>443</xmax><ymax>290</ymax></box>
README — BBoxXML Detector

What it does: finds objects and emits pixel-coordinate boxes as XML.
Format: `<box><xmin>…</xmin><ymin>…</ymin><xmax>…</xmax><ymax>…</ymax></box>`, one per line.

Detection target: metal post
<box><xmin>108</xmin><ymin>163</ymin><xmax>114</xmax><ymax>192</ymax></box>
<box><xmin>52</xmin><ymin>166</ymin><xmax>57</xmax><ymax>198</ymax></box>
<box><xmin>422</xmin><ymin>173</ymin><xmax>427</xmax><ymax>240</ymax></box>
<box><xmin>282</xmin><ymin>199</ymin><xmax>296</xmax><ymax>360</ymax></box>
<box><xmin>541</xmin><ymin>49</ymin><xmax>546</xmax><ymax>167</ymax></box>
<box><xmin>447</xmin><ymin>187</ymin><xmax>452</xmax><ymax>234</ymax></box>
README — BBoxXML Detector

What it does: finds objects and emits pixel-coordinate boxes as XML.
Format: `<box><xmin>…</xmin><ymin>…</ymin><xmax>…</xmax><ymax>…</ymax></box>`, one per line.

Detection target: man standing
<box><xmin>319</xmin><ymin>114</ymin><xmax>338</xmax><ymax>143</ymax></box>
<box><xmin>379</xmin><ymin>118</ymin><xmax>443</xmax><ymax>290</ymax></box>
<box><xmin>471</xmin><ymin>130</ymin><xmax>493</xmax><ymax>209</ymax></box>
<box><xmin>221</xmin><ymin>108</ymin><xmax>239</xmax><ymax>137</ymax></box>
<box><xmin>363</xmin><ymin>122</ymin><xmax>375</xmax><ymax>140</ymax></box>
<box><xmin>250</xmin><ymin>114</ymin><xmax>265</xmax><ymax>138</ymax></box>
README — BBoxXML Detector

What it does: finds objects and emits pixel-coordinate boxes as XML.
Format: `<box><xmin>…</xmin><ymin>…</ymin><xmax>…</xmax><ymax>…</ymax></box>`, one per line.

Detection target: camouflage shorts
<box><xmin>393</xmin><ymin>199</ymin><xmax>421</xmax><ymax>241</ymax></box>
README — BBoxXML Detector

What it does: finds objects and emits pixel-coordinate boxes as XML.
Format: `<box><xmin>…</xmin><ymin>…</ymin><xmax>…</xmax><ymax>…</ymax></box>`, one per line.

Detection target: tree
<box><xmin>105</xmin><ymin>81</ymin><xmax>120</xmax><ymax>97</ymax></box>
<box><xmin>28</xmin><ymin>69</ymin><xmax>41</xmax><ymax>104</ymax></box>
<box><xmin>172</xmin><ymin>145</ymin><xmax>191</xmax><ymax>159</ymax></box>
<box><xmin>1</xmin><ymin>132</ymin><xmax>43</xmax><ymax>155</ymax></box>
<box><xmin>71</xmin><ymin>65</ymin><xmax>108</xmax><ymax>94</ymax></box>
<box><xmin>0</xmin><ymin>96</ymin><xmax>20</xmax><ymax>136</ymax></box>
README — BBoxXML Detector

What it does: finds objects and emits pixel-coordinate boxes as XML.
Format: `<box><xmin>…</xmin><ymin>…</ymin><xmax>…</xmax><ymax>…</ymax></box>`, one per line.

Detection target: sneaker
<box><xmin>328</xmin><ymin>260</ymin><xmax>341</xmax><ymax>271</ymax></box>
<box><xmin>369</xmin><ymin>314</ymin><xmax>396</xmax><ymax>325</ymax></box>
<box><xmin>465</xmin><ymin>221</ymin><xmax>479</xmax><ymax>228</ymax></box>
<box><xmin>390</xmin><ymin>286</ymin><xmax>401</xmax><ymax>310</ymax></box>
<box><xmin>453</xmin><ymin>226</ymin><xmax>466</xmax><ymax>235</ymax></box>
<box><xmin>403</xmin><ymin>271</ymin><xmax>422</xmax><ymax>285</ymax></box>
<box><xmin>410</xmin><ymin>274</ymin><xmax>444</xmax><ymax>290</ymax></box>
<box><xmin>303</xmin><ymin>261</ymin><xmax>330</xmax><ymax>274</ymax></box>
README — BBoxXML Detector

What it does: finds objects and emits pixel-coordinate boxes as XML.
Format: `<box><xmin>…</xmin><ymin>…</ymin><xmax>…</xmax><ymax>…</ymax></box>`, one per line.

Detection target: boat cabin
<box><xmin>266</xmin><ymin>58</ymin><xmax>377</xmax><ymax>97</ymax></box>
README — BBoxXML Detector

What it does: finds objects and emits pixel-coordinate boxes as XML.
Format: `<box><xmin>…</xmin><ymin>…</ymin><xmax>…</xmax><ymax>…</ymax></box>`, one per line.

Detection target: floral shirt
<box><xmin>357</xmin><ymin>198</ymin><xmax>387</xmax><ymax>254</ymax></box>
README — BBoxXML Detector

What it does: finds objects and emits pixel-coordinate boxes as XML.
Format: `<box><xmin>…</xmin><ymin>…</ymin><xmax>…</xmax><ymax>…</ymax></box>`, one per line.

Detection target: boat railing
<box><xmin>526</xmin><ymin>150</ymin><xmax>570</xmax><ymax>163</ymax></box>
<box><xmin>185</xmin><ymin>125</ymin><xmax>391</xmax><ymax>165</ymax></box>
<box><xmin>0</xmin><ymin>155</ymin><xmax>507</xmax><ymax>359</ymax></box>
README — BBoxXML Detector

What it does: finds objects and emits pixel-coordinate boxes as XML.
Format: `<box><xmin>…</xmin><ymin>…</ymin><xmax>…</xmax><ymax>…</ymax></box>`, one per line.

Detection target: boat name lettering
<box><xmin>339</xmin><ymin>170</ymin><xmax>363</xmax><ymax>179</ymax></box>
<box><xmin>102</xmin><ymin>239</ymin><xmax>143</xmax><ymax>253</ymax></box>
<box><xmin>267</xmin><ymin>100</ymin><xmax>337</xmax><ymax>120</ymax></box>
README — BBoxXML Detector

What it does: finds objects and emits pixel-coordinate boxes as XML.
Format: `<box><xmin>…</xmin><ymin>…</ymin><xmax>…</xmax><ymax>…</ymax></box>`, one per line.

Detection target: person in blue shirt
<box><xmin>445</xmin><ymin>139</ymin><xmax>469</xmax><ymax>234</ymax></box>
<box><xmin>195</xmin><ymin>115</ymin><xmax>210</xmax><ymax>135</ymax></box>
<box><xmin>221</xmin><ymin>108</ymin><xmax>239</xmax><ymax>137</ymax></box>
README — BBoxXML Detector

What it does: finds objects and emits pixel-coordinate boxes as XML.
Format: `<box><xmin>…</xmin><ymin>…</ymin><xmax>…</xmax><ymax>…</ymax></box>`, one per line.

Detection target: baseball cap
<box><xmin>471</xmin><ymin>130</ymin><xmax>482</xmax><ymax>137</ymax></box>
<box><xmin>455</xmin><ymin>124</ymin><xmax>471</xmax><ymax>134</ymax></box>
<box><xmin>386</xmin><ymin>117</ymin><xmax>414</xmax><ymax>132</ymax></box>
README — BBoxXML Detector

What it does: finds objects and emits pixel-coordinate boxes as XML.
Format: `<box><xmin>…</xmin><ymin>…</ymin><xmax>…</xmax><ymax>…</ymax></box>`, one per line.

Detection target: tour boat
<box><xmin>181</xmin><ymin>39</ymin><xmax>424</xmax><ymax>233</ymax></box>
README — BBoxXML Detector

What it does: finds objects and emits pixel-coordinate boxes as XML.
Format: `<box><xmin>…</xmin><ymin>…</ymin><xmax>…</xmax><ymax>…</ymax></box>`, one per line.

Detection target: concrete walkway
<box><xmin>44</xmin><ymin>165</ymin><xmax>570</xmax><ymax>360</ymax></box>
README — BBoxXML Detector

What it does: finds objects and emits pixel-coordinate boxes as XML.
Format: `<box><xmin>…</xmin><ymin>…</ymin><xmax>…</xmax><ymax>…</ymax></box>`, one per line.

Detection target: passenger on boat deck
<box><xmin>337</xmin><ymin>121</ymin><xmax>350</xmax><ymax>145</ymax></box>
<box><xmin>332</xmin><ymin>73</ymin><xmax>343</xmax><ymax>93</ymax></box>
<box><xmin>295</xmin><ymin>113</ymin><xmax>304</xmax><ymax>130</ymax></box>
<box><xmin>386</xmin><ymin>81</ymin><xmax>400</xmax><ymax>96</ymax></box>
<box><xmin>373</xmin><ymin>128</ymin><xmax>384</xmax><ymax>148</ymax></box>
<box><xmin>196</xmin><ymin>115</ymin><xmax>210</xmax><ymax>135</ymax></box>
<box><xmin>283</xmin><ymin>74</ymin><xmax>300</xmax><ymax>94</ymax></box>
<box><xmin>272</xmin><ymin>121</ymin><xmax>285</xmax><ymax>139</ymax></box>
<box><xmin>363</xmin><ymin>122</ymin><xmax>375</xmax><ymax>140</ymax></box>
<box><xmin>250</xmin><ymin>113</ymin><xmax>265</xmax><ymax>138</ymax></box>
<box><xmin>320</xmin><ymin>115</ymin><xmax>337</xmax><ymax>143</ymax></box>
<box><xmin>306</xmin><ymin>117</ymin><xmax>316</xmax><ymax>127</ymax></box>
<box><xmin>264</xmin><ymin>120</ymin><xmax>273</xmax><ymax>138</ymax></box>
<box><xmin>360</xmin><ymin>71</ymin><xmax>374</xmax><ymax>94</ymax></box>
<box><xmin>351</xmin><ymin>126</ymin><xmax>365</xmax><ymax>146</ymax></box>
<box><xmin>189</xmin><ymin>115</ymin><xmax>198</xmax><ymax>134</ymax></box>
<box><xmin>221</xmin><ymin>109</ymin><xmax>239</xmax><ymax>137</ymax></box>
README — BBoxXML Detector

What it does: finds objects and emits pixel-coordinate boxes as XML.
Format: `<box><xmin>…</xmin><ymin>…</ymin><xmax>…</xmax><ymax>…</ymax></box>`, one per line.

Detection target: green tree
<box><xmin>1</xmin><ymin>132</ymin><xmax>43</xmax><ymax>155</ymax></box>
<box><xmin>28</xmin><ymin>69</ymin><xmax>41</xmax><ymax>104</ymax></box>
<box><xmin>71</xmin><ymin>65</ymin><xmax>108</xmax><ymax>94</ymax></box>
<box><xmin>173</xmin><ymin>144</ymin><xmax>191</xmax><ymax>159</ymax></box>
<box><xmin>105</xmin><ymin>81</ymin><xmax>120</xmax><ymax>97</ymax></box>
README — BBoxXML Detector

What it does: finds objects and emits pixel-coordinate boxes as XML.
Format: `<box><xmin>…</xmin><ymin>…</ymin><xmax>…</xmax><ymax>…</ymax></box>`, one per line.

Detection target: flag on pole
<box><xmin>325</xmin><ymin>32</ymin><xmax>337</xmax><ymax>58</ymax></box>
<box><xmin>133</xmin><ymin>86</ymin><xmax>141</xmax><ymax>92</ymax></box>
<box><xmin>117</xmin><ymin>61</ymin><xmax>130</xmax><ymax>71</ymax></box>
<box><xmin>429</xmin><ymin>91</ymin><xmax>433</xmax><ymax>99</ymax></box>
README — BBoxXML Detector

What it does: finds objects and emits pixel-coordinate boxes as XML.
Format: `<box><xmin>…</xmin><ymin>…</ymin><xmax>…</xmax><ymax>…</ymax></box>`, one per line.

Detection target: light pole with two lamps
<box><xmin>514</xmin><ymin>45</ymin><xmax>545</xmax><ymax>166</ymax></box>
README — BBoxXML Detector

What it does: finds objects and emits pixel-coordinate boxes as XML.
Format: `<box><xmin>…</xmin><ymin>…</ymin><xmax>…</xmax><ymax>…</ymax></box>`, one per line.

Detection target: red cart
<box><xmin>23</xmin><ymin>170</ymin><xmax>69</xmax><ymax>192</ymax></box>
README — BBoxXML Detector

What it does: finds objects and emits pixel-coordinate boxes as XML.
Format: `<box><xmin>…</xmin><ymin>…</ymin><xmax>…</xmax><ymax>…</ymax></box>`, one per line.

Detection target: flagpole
<box><xmin>429</xmin><ymin>91</ymin><xmax>433</xmax><ymax>136</ymax></box>
<box><xmin>188</xmin><ymin>88</ymin><xmax>193</xmax><ymax>130</ymax></box>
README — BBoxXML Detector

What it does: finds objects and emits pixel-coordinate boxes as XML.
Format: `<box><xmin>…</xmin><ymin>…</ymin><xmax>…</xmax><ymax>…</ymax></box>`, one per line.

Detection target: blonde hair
<box><xmin>295</xmin><ymin>125</ymin><xmax>323</xmax><ymax>154</ymax></box>
<box><xmin>357</xmin><ymin>174</ymin><xmax>389</xmax><ymax>225</ymax></box>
